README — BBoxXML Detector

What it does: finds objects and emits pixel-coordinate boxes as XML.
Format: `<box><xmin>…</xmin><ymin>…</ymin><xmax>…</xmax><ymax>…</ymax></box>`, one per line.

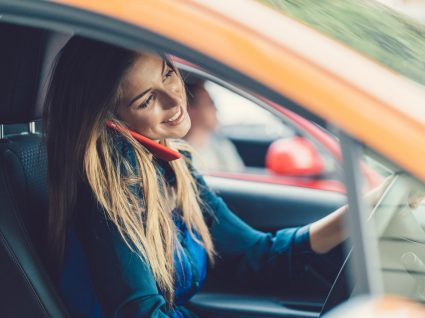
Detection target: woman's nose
<box><xmin>159</xmin><ymin>88</ymin><xmax>181</xmax><ymax>109</ymax></box>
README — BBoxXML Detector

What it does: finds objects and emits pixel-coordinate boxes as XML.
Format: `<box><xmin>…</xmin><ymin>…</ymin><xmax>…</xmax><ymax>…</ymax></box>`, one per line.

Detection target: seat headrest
<box><xmin>0</xmin><ymin>23</ymin><xmax>48</xmax><ymax>124</ymax></box>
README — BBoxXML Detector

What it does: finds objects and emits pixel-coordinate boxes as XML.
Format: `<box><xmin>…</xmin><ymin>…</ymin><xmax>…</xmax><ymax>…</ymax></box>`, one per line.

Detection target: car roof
<box><xmin>5</xmin><ymin>0</ymin><xmax>425</xmax><ymax>181</ymax></box>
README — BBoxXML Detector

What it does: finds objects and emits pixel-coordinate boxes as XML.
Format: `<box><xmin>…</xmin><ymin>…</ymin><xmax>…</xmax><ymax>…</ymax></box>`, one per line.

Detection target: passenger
<box><xmin>43</xmin><ymin>36</ymin><xmax>377</xmax><ymax>318</ymax></box>
<box><xmin>184</xmin><ymin>81</ymin><xmax>245</xmax><ymax>172</ymax></box>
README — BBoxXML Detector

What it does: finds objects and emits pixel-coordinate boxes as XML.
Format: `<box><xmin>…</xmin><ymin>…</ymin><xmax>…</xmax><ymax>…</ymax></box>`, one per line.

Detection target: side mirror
<box><xmin>266</xmin><ymin>137</ymin><xmax>324</xmax><ymax>176</ymax></box>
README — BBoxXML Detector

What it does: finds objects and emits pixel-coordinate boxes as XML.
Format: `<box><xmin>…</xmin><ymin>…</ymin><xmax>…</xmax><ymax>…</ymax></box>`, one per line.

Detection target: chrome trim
<box><xmin>28</xmin><ymin>121</ymin><xmax>36</xmax><ymax>134</ymax></box>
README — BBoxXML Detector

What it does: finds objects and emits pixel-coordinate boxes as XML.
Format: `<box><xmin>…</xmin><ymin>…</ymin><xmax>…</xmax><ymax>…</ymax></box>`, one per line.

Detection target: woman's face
<box><xmin>116</xmin><ymin>53</ymin><xmax>191</xmax><ymax>140</ymax></box>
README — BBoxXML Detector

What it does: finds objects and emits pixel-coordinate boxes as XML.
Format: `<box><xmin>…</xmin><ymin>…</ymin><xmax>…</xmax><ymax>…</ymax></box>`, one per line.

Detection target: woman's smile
<box><xmin>162</xmin><ymin>106</ymin><xmax>185</xmax><ymax>126</ymax></box>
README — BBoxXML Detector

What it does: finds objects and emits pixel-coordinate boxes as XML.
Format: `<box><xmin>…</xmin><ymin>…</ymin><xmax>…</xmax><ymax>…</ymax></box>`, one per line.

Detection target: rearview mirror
<box><xmin>266</xmin><ymin>137</ymin><xmax>324</xmax><ymax>176</ymax></box>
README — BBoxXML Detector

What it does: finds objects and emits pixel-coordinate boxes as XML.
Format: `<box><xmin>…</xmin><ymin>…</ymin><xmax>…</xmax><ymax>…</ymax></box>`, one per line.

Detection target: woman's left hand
<box><xmin>364</xmin><ymin>174</ymin><xmax>396</xmax><ymax>209</ymax></box>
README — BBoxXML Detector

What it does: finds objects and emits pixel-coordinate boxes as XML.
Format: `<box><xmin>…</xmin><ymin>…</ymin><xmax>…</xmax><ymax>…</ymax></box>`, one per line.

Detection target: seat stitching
<box><xmin>0</xmin><ymin>166</ymin><xmax>50</xmax><ymax>317</ymax></box>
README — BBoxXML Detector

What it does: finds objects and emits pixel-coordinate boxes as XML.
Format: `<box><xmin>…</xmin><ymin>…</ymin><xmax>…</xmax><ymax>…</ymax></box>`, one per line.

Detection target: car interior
<box><xmin>0</xmin><ymin>23</ymin><xmax>70</xmax><ymax>317</ymax></box>
<box><xmin>0</xmin><ymin>22</ymin><xmax>350</xmax><ymax>318</ymax></box>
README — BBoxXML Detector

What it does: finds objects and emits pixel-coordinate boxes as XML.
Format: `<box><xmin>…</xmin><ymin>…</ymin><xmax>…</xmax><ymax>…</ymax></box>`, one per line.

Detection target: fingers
<box><xmin>408</xmin><ymin>189</ymin><xmax>425</xmax><ymax>210</ymax></box>
<box><xmin>365</xmin><ymin>174</ymin><xmax>397</xmax><ymax>208</ymax></box>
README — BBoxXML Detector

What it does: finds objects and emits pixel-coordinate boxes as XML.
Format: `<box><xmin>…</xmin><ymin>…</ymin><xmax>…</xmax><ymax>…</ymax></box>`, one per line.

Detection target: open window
<box><xmin>176</xmin><ymin>61</ymin><xmax>345</xmax><ymax>196</ymax></box>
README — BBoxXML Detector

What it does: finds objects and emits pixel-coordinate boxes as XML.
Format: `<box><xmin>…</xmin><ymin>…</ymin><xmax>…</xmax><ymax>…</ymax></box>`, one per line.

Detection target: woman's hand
<box><xmin>309</xmin><ymin>175</ymin><xmax>397</xmax><ymax>254</ymax></box>
<box><xmin>408</xmin><ymin>188</ymin><xmax>425</xmax><ymax>210</ymax></box>
<box><xmin>364</xmin><ymin>174</ymin><xmax>396</xmax><ymax>210</ymax></box>
<box><xmin>366</xmin><ymin>174</ymin><xmax>425</xmax><ymax>214</ymax></box>
<box><xmin>309</xmin><ymin>174</ymin><xmax>424</xmax><ymax>255</ymax></box>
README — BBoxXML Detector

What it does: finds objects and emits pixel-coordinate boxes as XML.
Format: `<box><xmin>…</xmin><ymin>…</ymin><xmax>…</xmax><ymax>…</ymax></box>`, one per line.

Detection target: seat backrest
<box><xmin>0</xmin><ymin>22</ymin><xmax>69</xmax><ymax>317</ymax></box>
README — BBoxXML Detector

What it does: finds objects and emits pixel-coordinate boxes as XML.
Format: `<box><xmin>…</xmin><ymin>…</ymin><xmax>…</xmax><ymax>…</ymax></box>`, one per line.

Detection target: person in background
<box><xmin>184</xmin><ymin>81</ymin><xmax>245</xmax><ymax>172</ymax></box>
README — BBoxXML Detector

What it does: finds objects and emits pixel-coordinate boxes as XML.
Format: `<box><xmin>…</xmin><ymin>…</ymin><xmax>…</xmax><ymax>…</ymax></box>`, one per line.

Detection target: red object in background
<box><xmin>266</xmin><ymin>101</ymin><xmax>383</xmax><ymax>189</ymax></box>
<box><xmin>266</xmin><ymin>137</ymin><xmax>324</xmax><ymax>176</ymax></box>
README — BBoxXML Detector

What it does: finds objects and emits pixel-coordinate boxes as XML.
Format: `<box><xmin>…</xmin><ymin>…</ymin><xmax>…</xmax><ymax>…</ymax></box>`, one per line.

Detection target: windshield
<box><xmin>261</xmin><ymin>0</ymin><xmax>425</xmax><ymax>88</ymax></box>
<box><xmin>362</xmin><ymin>147</ymin><xmax>425</xmax><ymax>303</ymax></box>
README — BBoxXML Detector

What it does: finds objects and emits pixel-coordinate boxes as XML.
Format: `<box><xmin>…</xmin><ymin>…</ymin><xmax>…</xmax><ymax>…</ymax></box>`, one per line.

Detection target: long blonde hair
<box><xmin>44</xmin><ymin>36</ymin><xmax>214</xmax><ymax>303</ymax></box>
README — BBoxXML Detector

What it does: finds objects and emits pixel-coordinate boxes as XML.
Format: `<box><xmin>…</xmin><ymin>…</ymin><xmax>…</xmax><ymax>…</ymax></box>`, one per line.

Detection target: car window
<box><xmin>199</xmin><ymin>80</ymin><xmax>293</xmax><ymax>172</ymax></box>
<box><xmin>182</xmin><ymin>73</ymin><xmax>339</xmax><ymax>182</ymax></box>
<box><xmin>359</xmin><ymin>146</ymin><xmax>425</xmax><ymax>303</ymax></box>
<box><xmin>205</xmin><ymin>81</ymin><xmax>292</xmax><ymax>141</ymax></box>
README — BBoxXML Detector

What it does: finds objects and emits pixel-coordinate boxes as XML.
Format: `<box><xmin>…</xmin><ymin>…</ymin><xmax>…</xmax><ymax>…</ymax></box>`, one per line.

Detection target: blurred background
<box><xmin>378</xmin><ymin>0</ymin><xmax>425</xmax><ymax>23</ymax></box>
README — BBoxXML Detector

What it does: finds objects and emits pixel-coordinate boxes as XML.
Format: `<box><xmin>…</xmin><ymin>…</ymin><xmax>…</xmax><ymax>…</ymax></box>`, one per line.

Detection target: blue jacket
<box><xmin>59</xmin><ymin>139</ymin><xmax>321</xmax><ymax>318</ymax></box>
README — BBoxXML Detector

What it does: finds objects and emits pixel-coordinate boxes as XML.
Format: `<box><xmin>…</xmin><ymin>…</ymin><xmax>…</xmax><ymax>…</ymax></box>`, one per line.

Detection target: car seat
<box><xmin>0</xmin><ymin>22</ymin><xmax>69</xmax><ymax>317</ymax></box>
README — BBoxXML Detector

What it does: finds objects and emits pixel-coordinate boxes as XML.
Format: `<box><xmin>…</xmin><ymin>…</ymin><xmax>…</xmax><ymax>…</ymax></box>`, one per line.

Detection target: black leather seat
<box><xmin>0</xmin><ymin>22</ymin><xmax>69</xmax><ymax>317</ymax></box>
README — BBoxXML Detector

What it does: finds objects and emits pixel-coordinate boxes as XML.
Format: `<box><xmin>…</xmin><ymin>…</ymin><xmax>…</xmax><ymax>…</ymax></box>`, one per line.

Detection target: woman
<box><xmin>44</xmin><ymin>36</ymin><xmax>350</xmax><ymax>318</ymax></box>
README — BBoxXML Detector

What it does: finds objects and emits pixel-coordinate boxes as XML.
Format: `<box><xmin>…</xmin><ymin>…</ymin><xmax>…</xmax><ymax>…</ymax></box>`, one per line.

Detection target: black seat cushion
<box><xmin>0</xmin><ymin>134</ymin><xmax>69</xmax><ymax>317</ymax></box>
<box><xmin>0</xmin><ymin>20</ymin><xmax>70</xmax><ymax>317</ymax></box>
<box><xmin>0</xmin><ymin>135</ymin><xmax>48</xmax><ymax>252</ymax></box>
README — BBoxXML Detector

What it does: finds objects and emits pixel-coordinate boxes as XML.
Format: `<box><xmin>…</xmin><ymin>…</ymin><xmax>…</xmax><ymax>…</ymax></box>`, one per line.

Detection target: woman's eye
<box><xmin>164</xmin><ymin>68</ymin><xmax>174</xmax><ymax>79</ymax></box>
<box><xmin>138</xmin><ymin>94</ymin><xmax>154</xmax><ymax>109</ymax></box>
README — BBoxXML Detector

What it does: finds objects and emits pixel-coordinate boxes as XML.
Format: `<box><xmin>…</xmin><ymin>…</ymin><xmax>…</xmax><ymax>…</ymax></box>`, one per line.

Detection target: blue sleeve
<box><xmin>188</xmin><ymin>157</ymin><xmax>345</xmax><ymax>290</ymax></box>
<box><xmin>191</xmin><ymin>167</ymin><xmax>315</xmax><ymax>288</ymax></box>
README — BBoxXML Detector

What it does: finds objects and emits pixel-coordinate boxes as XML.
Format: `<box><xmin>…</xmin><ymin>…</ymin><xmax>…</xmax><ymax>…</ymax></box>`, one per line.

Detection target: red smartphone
<box><xmin>106</xmin><ymin>120</ymin><xmax>181</xmax><ymax>161</ymax></box>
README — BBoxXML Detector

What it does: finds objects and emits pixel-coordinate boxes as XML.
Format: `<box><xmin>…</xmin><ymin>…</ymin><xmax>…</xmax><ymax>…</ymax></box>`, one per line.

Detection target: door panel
<box><xmin>189</xmin><ymin>291</ymin><xmax>320</xmax><ymax>318</ymax></box>
<box><xmin>205</xmin><ymin>176</ymin><xmax>346</xmax><ymax>231</ymax></box>
<box><xmin>189</xmin><ymin>176</ymin><xmax>346</xmax><ymax>318</ymax></box>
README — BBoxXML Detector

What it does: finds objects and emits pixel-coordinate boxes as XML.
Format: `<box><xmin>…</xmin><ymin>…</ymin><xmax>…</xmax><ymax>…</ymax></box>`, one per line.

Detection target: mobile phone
<box><xmin>106</xmin><ymin>120</ymin><xmax>181</xmax><ymax>161</ymax></box>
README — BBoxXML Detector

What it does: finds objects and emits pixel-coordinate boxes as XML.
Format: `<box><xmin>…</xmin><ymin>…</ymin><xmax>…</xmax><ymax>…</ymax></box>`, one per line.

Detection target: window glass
<box><xmin>183</xmin><ymin>75</ymin><xmax>339</xmax><ymax>181</ymax></box>
<box><xmin>205</xmin><ymin>81</ymin><xmax>293</xmax><ymax>141</ymax></box>
<box><xmin>184</xmin><ymin>76</ymin><xmax>293</xmax><ymax>173</ymax></box>
<box><xmin>360</xmin><ymin>146</ymin><xmax>425</xmax><ymax>303</ymax></box>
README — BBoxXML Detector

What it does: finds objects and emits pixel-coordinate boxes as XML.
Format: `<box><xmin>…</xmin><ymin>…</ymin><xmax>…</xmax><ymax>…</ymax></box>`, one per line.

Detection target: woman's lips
<box><xmin>162</xmin><ymin>107</ymin><xmax>185</xmax><ymax>126</ymax></box>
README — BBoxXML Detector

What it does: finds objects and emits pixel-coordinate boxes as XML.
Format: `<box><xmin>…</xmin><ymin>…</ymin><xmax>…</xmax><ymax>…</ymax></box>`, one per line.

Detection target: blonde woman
<box><xmin>44</xmin><ymin>36</ymin><xmax>351</xmax><ymax>318</ymax></box>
